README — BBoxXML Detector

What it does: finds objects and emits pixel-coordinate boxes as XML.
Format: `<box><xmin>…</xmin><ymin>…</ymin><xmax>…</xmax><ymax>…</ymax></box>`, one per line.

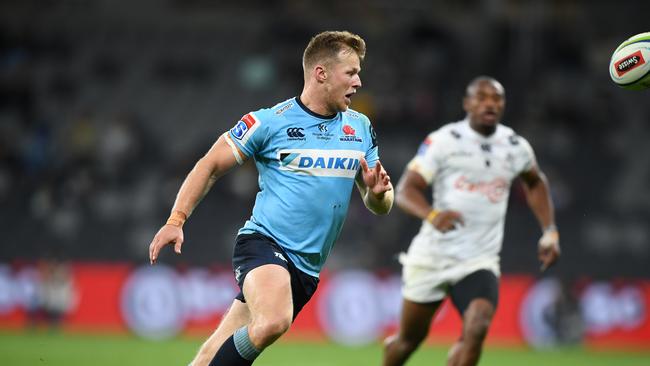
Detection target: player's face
<box><xmin>325</xmin><ymin>50</ymin><xmax>362</xmax><ymax>113</ymax></box>
<box><xmin>463</xmin><ymin>81</ymin><xmax>505</xmax><ymax>127</ymax></box>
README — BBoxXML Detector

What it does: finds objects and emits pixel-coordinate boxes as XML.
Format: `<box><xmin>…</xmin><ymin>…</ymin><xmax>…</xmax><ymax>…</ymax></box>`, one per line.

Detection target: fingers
<box><xmin>149</xmin><ymin>237</ymin><xmax>160</xmax><ymax>265</ymax></box>
<box><xmin>149</xmin><ymin>238</ymin><xmax>180</xmax><ymax>264</ymax></box>
<box><xmin>433</xmin><ymin>210</ymin><xmax>464</xmax><ymax>232</ymax></box>
<box><xmin>149</xmin><ymin>226</ymin><xmax>184</xmax><ymax>265</ymax></box>
<box><xmin>539</xmin><ymin>247</ymin><xmax>559</xmax><ymax>272</ymax></box>
<box><xmin>377</xmin><ymin>162</ymin><xmax>391</xmax><ymax>186</ymax></box>
<box><xmin>539</xmin><ymin>251</ymin><xmax>549</xmax><ymax>271</ymax></box>
<box><xmin>360</xmin><ymin>157</ymin><xmax>369</xmax><ymax>173</ymax></box>
<box><xmin>446</xmin><ymin>211</ymin><xmax>464</xmax><ymax>229</ymax></box>
<box><xmin>382</xmin><ymin>173</ymin><xmax>392</xmax><ymax>188</ymax></box>
<box><xmin>453</xmin><ymin>212</ymin><xmax>465</xmax><ymax>226</ymax></box>
<box><xmin>364</xmin><ymin>160</ymin><xmax>394</xmax><ymax>195</ymax></box>
<box><xmin>362</xmin><ymin>159</ymin><xmax>386</xmax><ymax>178</ymax></box>
<box><xmin>435</xmin><ymin>219</ymin><xmax>455</xmax><ymax>233</ymax></box>
<box><xmin>538</xmin><ymin>230</ymin><xmax>560</xmax><ymax>271</ymax></box>
<box><xmin>540</xmin><ymin>256</ymin><xmax>553</xmax><ymax>272</ymax></box>
<box><xmin>438</xmin><ymin>225</ymin><xmax>453</xmax><ymax>233</ymax></box>
<box><xmin>373</xmin><ymin>160</ymin><xmax>392</xmax><ymax>190</ymax></box>
<box><xmin>374</xmin><ymin>160</ymin><xmax>383</xmax><ymax>175</ymax></box>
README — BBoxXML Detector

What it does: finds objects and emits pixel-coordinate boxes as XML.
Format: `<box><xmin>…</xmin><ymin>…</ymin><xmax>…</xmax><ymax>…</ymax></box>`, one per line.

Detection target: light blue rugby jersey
<box><xmin>227</xmin><ymin>97</ymin><xmax>379</xmax><ymax>277</ymax></box>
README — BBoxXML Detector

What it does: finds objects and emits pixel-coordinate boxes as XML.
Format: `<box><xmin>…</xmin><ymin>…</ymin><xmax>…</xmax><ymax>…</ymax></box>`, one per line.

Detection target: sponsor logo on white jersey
<box><xmin>278</xmin><ymin>149</ymin><xmax>364</xmax><ymax>178</ymax></box>
<box><xmin>453</xmin><ymin>175</ymin><xmax>509</xmax><ymax>203</ymax></box>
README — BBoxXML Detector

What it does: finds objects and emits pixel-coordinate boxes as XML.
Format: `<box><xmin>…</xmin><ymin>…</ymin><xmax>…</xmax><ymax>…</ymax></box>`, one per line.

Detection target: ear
<box><xmin>462</xmin><ymin>96</ymin><xmax>470</xmax><ymax>113</ymax></box>
<box><xmin>315</xmin><ymin>65</ymin><xmax>327</xmax><ymax>83</ymax></box>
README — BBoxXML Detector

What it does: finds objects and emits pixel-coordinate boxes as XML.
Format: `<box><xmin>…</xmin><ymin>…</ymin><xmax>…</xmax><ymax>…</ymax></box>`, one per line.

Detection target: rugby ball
<box><xmin>609</xmin><ymin>32</ymin><xmax>650</xmax><ymax>90</ymax></box>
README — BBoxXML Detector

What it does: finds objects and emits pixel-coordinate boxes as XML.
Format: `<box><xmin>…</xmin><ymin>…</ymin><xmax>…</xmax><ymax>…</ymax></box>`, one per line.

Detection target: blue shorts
<box><xmin>232</xmin><ymin>233</ymin><xmax>319</xmax><ymax>320</ymax></box>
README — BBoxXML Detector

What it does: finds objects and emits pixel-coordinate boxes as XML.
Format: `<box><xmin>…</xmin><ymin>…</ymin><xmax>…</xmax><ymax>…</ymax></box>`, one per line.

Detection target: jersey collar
<box><xmin>295</xmin><ymin>96</ymin><xmax>338</xmax><ymax>120</ymax></box>
<box><xmin>462</xmin><ymin>118</ymin><xmax>501</xmax><ymax>141</ymax></box>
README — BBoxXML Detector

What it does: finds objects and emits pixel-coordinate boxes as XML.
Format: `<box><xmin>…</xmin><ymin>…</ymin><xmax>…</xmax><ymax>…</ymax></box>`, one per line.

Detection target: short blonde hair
<box><xmin>302</xmin><ymin>31</ymin><xmax>366</xmax><ymax>71</ymax></box>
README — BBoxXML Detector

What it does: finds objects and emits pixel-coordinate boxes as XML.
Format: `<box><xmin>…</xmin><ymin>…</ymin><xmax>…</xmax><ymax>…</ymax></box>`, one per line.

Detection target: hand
<box><xmin>360</xmin><ymin>158</ymin><xmax>392</xmax><ymax>197</ymax></box>
<box><xmin>538</xmin><ymin>229</ymin><xmax>560</xmax><ymax>271</ymax></box>
<box><xmin>430</xmin><ymin>210</ymin><xmax>464</xmax><ymax>233</ymax></box>
<box><xmin>149</xmin><ymin>224</ymin><xmax>184</xmax><ymax>264</ymax></box>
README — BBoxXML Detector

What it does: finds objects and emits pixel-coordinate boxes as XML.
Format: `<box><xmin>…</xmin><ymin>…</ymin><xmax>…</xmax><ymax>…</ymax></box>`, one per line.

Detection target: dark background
<box><xmin>1</xmin><ymin>0</ymin><xmax>648</xmax><ymax>280</ymax></box>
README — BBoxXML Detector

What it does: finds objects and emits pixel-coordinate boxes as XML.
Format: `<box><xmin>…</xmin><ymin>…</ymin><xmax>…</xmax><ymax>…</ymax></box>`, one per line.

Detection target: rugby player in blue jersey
<box><xmin>149</xmin><ymin>31</ymin><xmax>393</xmax><ymax>366</ymax></box>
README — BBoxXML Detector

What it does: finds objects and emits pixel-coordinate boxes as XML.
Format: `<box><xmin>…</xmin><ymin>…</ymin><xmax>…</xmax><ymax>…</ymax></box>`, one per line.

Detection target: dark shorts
<box><xmin>232</xmin><ymin>233</ymin><xmax>319</xmax><ymax>320</ymax></box>
<box><xmin>449</xmin><ymin>269</ymin><xmax>499</xmax><ymax>316</ymax></box>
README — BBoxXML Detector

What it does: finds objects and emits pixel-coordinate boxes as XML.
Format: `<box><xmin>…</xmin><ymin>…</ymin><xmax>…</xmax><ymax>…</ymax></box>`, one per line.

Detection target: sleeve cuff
<box><xmin>223</xmin><ymin>133</ymin><xmax>245</xmax><ymax>165</ymax></box>
<box><xmin>406</xmin><ymin>158</ymin><xmax>434</xmax><ymax>184</ymax></box>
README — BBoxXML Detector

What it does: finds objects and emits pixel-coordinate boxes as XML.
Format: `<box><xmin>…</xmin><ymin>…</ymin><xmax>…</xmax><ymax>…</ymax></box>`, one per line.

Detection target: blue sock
<box><xmin>208</xmin><ymin>326</ymin><xmax>260</xmax><ymax>366</ymax></box>
<box><xmin>233</xmin><ymin>326</ymin><xmax>261</xmax><ymax>361</ymax></box>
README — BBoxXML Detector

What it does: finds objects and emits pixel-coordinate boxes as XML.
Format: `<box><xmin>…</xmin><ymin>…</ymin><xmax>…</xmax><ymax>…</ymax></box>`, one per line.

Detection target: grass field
<box><xmin>1</xmin><ymin>330</ymin><xmax>649</xmax><ymax>366</ymax></box>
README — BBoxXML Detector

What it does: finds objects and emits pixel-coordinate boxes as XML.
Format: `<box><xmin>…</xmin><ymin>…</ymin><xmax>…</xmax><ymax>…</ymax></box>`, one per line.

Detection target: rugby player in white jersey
<box><xmin>382</xmin><ymin>76</ymin><xmax>560</xmax><ymax>366</ymax></box>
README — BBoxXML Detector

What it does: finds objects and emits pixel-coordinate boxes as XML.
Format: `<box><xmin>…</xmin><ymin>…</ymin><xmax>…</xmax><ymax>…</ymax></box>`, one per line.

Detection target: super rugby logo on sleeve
<box><xmin>230</xmin><ymin>113</ymin><xmax>260</xmax><ymax>145</ymax></box>
<box><xmin>417</xmin><ymin>137</ymin><xmax>432</xmax><ymax>156</ymax></box>
<box><xmin>278</xmin><ymin>149</ymin><xmax>364</xmax><ymax>178</ymax></box>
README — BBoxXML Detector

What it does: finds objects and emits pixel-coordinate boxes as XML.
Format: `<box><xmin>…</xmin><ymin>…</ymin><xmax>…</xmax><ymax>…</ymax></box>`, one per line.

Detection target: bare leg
<box><xmin>191</xmin><ymin>264</ymin><xmax>293</xmax><ymax>365</ymax></box>
<box><xmin>190</xmin><ymin>299</ymin><xmax>250</xmax><ymax>366</ymax></box>
<box><xmin>382</xmin><ymin>299</ymin><xmax>443</xmax><ymax>366</ymax></box>
<box><xmin>447</xmin><ymin>298</ymin><xmax>494</xmax><ymax>366</ymax></box>
<box><xmin>242</xmin><ymin>264</ymin><xmax>294</xmax><ymax>350</ymax></box>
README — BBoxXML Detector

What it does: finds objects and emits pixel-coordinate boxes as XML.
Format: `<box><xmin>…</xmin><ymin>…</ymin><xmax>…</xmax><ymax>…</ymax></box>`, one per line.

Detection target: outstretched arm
<box><xmin>520</xmin><ymin>166</ymin><xmax>560</xmax><ymax>271</ymax></box>
<box><xmin>149</xmin><ymin>133</ymin><xmax>245</xmax><ymax>264</ymax></box>
<box><xmin>355</xmin><ymin>158</ymin><xmax>394</xmax><ymax>215</ymax></box>
<box><xmin>395</xmin><ymin>169</ymin><xmax>463</xmax><ymax>232</ymax></box>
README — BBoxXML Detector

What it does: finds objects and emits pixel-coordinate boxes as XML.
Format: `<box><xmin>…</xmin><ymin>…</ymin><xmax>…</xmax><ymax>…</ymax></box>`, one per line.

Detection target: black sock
<box><xmin>208</xmin><ymin>335</ymin><xmax>253</xmax><ymax>366</ymax></box>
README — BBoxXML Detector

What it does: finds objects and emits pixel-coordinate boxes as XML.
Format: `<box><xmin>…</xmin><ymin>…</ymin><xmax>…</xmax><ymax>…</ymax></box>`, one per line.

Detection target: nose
<box><xmin>353</xmin><ymin>74</ymin><xmax>362</xmax><ymax>88</ymax></box>
<box><xmin>482</xmin><ymin>97</ymin><xmax>498</xmax><ymax>109</ymax></box>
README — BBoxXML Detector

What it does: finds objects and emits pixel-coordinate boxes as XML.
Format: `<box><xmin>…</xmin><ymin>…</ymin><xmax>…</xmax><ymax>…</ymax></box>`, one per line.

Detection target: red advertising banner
<box><xmin>0</xmin><ymin>262</ymin><xmax>648</xmax><ymax>349</ymax></box>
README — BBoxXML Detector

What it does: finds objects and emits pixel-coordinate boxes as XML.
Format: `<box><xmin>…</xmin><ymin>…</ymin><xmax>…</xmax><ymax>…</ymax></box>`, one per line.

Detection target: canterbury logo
<box><xmin>286</xmin><ymin>127</ymin><xmax>305</xmax><ymax>138</ymax></box>
<box><xmin>274</xmin><ymin>252</ymin><xmax>287</xmax><ymax>262</ymax></box>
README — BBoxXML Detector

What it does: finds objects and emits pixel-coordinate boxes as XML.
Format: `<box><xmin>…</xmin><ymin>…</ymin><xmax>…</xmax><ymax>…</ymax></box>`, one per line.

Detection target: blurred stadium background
<box><xmin>1</xmin><ymin>0</ymin><xmax>649</xmax><ymax>365</ymax></box>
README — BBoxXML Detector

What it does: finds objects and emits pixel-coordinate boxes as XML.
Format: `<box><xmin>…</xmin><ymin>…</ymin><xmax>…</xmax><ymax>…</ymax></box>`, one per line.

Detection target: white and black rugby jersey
<box><xmin>404</xmin><ymin>118</ymin><xmax>536</xmax><ymax>265</ymax></box>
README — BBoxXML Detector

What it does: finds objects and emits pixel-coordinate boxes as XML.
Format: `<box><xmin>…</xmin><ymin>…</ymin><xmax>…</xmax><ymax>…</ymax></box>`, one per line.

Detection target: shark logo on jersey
<box><xmin>278</xmin><ymin>149</ymin><xmax>364</xmax><ymax>178</ymax></box>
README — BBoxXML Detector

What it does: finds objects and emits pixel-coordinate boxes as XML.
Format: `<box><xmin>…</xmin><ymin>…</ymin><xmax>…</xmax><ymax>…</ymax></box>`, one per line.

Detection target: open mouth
<box><xmin>483</xmin><ymin>110</ymin><xmax>497</xmax><ymax>119</ymax></box>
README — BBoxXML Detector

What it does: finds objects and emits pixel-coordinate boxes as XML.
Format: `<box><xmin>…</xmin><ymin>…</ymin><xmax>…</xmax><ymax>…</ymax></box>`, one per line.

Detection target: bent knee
<box><xmin>249</xmin><ymin>316</ymin><xmax>292</xmax><ymax>346</ymax></box>
<box><xmin>463</xmin><ymin>304</ymin><xmax>494</xmax><ymax>341</ymax></box>
<box><xmin>464</xmin><ymin>314</ymin><xmax>492</xmax><ymax>342</ymax></box>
